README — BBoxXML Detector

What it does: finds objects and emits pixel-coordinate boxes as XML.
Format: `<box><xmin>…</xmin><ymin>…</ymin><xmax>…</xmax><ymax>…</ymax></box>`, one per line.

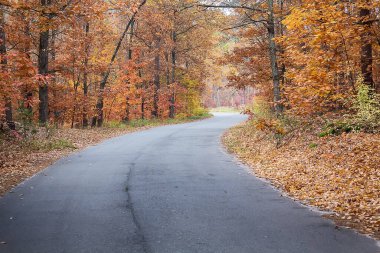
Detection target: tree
<box><xmin>0</xmin><ymin>5</ymin><xmax>14</xmax><ymax>129</ymax></box>
<box><xmin>94</xmin><ymin>0</ymin><xmax>147</xmax><ymax>127</ymax></box>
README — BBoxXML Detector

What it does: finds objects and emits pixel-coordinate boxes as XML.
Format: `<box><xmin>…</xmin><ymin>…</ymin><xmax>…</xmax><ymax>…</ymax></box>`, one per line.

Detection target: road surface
<box><xmin>0</xmin><ymin>113</ymin><xmax>378</xmax><ymax>253</ymax></box>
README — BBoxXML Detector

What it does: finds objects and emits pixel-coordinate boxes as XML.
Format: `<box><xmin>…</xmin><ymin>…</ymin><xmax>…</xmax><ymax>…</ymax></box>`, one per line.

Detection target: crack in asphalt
<box><xmin>126</xmin><ymin>162</ymin><xmax>151</xmax><ymax>253</ymax></box>
<box><xmin>121</xmin><ymin>125</ymin><xmax>196</xmax><ymax>253</ymax></box>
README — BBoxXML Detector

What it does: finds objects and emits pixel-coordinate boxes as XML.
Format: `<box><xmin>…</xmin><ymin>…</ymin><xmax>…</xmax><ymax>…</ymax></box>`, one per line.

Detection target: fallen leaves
<box><xmin>223</xmin><ymin>121</ymin><xmax>380</xmax><ymax>239</ymax></box>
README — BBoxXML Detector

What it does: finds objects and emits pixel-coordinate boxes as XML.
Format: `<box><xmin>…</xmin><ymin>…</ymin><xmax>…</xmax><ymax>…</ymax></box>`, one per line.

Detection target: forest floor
<box><xmin>0</xmin><ymin>115</ymin><xmax>211</xmax><ymax>196</ymax></box>
<box><xmin>223</xmin><ymin>119</ymin><xmax>380</xmax><ymax>240</ymax></box>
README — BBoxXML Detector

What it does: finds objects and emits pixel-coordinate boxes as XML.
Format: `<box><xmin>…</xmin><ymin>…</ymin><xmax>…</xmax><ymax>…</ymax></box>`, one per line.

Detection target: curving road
<box><xmin>0</xmin><ymin>113</ymin><xmax>378</xmax><ymax>253</ymax></box>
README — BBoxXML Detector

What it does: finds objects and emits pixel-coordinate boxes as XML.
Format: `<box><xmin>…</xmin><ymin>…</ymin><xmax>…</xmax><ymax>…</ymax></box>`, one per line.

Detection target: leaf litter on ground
<box><xmin>223</xmin><ymin>120</ymin><xmax>380</xmax><ymax>240</ymax></box>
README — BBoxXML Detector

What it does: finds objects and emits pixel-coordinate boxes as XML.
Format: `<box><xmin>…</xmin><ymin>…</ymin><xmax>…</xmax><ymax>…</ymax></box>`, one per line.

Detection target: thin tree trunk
<box><xmin>267</xmin><ymin>0</ymin><xmax>283</xmax><ymax>114</ymax></box>
<box><xmin>138</xmin><ymin>49</ymin><xmax>145</xmax><ymax>120</ymax></box>
<box><xmin>141</xmin><ymin>83</ymin><xmax>145</xmax><ymax>120</ymax></box>
<box><xmin>165</xmin><ymin>52</ymin><xmax>170</xmax><ymax>86</ymax></box>
<box><xmin>169</xmin><ymin>31</ymin><xmax>176</xmax><ymax>118</ymax></box>
<box><xmin>216</xmin><ymin>87</ymin><xmax>221</xmax><ymax>107</ymax></box>
<box><xmin>278</xmin><ymin>0</ymin><xmax>286</xmax><ymax>89</ymax></box>
<box><xmin>83</xmin><ymin>22</ymin><xmax>90</xmax><ymax>128</ymax></box>
<box><xmin>125</xmin><ymin>19</ymin><xmax>134</xmax><ymax>122</ymax></box>
<box><xmin>152</xmin><ymin>38</ymin><xmax>161</xmax><ymax>118</ymax></box>
<box><xmin>359</xmin><ymin>4</ymin><xmax>374</xmax><ymax>88</ymax></box>
<box><xmin>51</xmin><ymin>29</ymin><xmax>60</xmax><ymax>125</ymax></box>
<box><xmin>22</xmin><ymin>18</ymin><xmax>33</xmax><ymax>124</ymax></box>
<box><xmin>71</xmin><ymin>79</ymin><xmax>79</xmax><ymax>128</ymax></box>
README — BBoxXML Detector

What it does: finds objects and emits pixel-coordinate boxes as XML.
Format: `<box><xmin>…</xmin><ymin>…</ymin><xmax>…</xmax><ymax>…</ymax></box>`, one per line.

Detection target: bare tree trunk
<box><xmin>359</xmin><ymin>4</ymin><xmax>374</xmax><ymax>88</ymax></box>
<box><xmin>267</xmin><ymin>0</ymin><xmax>283</xmax><ymax>114</ymax></box>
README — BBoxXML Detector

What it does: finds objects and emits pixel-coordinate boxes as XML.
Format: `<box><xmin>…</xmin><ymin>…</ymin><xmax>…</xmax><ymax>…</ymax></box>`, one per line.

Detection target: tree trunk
<box><xmin>359</xmin><ymin>5</ymin><xmax>374</xmax><ymax>88</ymax></box>
<box><xmin>267</xmin><ymin>0</ymin><xmax>283</xmax><ymax>114</ymax></box>
<box><xmin>71</xmin><ymin>80</ymin><xmax>79</xmax><ymax>128</ymax></box>
<box><xmin>216</xmin><ymin>87</ymin><xmax>221</xmax><ymax>107</ymax></box>
<box><xmin>22</xmin><ymin>19</ymin><xmax>33</xmax><ymax>124</ymax></box>
<box><xmin>169</xmin><ymin>31</ymin><xmax>176</xmax><ymax>119</ymax></box>
<box><xmin>141</xmin><ymin>83</ymin><xmax>145</xmax><ymax>120</ymax></box>
<box><xmin>152</xmin><ymin>38</ymin><xmax>161</xmax><ymax>118</ymax></box>
<box><xmin>0</xmin><ymin>8</ymin><xmax>14</xmax><ymax>130</ymax></box>
<box><xmin>125</xmin><ymin>19</ymin><xmax>134</xmax><ymax>122</ymax></box>
<box><xmin>83</xmin><ymin>22</ymin><xmax>90</xmax><ymax>128</ymax></box>
<box><xmin>38</xmin><ymin>0</ymin><xmax>51</xmax><ymax>125</ymax></box>
<box><xmin>51</xmin><ymin>29</ymin><xmax>60</xmax><ymax>125</ymax></box>
<box><xmin>165</xmin><ymin>52</ymin><xmax>170</xmax><ymax>86</ymax></box>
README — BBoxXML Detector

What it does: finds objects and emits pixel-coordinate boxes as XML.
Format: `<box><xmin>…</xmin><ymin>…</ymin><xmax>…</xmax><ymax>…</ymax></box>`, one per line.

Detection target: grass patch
<box><xmin>23</xmin><ymin>139</ymin><xmax>76</xmax><ymax>152</ymax></box>
<box><xmin>309</xmin><ymin>143</ymin><xmax>318</xmax><ymax>149</ymax></box>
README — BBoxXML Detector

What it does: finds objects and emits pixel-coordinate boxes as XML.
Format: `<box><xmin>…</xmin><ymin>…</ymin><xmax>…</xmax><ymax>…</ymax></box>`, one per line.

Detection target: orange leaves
<box><xmin>276</xmin><ymin>0</ymin><xmax>378</xmax><ymax>115</ymax></box>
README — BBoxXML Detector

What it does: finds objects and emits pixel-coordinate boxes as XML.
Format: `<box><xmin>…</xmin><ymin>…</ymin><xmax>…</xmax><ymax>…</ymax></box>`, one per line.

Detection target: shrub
<box><xmin>319</xmin><ymin>78</ymin><xmax>380</xmax><ymax>136</ymax></box>
<box><xmin>319</xmin><ymin>121</ymin><xmax>359</xmax><ymax>137</ymax></box>
<box><xmin>192</xmin><ymin>107</ymin><xmax>209</xmax><ymax>117</ymax></box>
<box><xmin>245</xmin><ymin>97</ymin><xmax>298</xmax><ymax>147</ymax></box>
<box><xmin>351</xmin><ymin>78</ymin><xmax>380</xmax><ymax>132</ymax></box>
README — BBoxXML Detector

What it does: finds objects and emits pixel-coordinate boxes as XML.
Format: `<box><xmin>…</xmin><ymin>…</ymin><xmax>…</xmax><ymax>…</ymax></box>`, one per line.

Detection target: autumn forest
<box><xmin>1</xmin><ymin>0</ymin><xmax>379</xmax><ymax>127</ymax></box>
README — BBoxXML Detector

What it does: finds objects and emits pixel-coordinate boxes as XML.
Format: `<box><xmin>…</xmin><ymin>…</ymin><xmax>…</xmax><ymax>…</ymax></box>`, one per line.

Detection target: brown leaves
<box><xmin>223</xmin><ymin>121</ymin><xmax>380</xmax><ymax>239</ymax></box>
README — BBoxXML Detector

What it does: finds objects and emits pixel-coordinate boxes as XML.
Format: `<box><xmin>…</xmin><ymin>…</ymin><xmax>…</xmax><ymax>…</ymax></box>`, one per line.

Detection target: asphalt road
<box><xmin>0</xmin><ymin>113</ymin><xmax>378</xmax><ymax>253</ymax></box>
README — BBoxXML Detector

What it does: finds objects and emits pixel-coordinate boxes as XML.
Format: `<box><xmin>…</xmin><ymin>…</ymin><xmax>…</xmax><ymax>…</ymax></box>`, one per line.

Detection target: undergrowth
<box><xmin>319</xmin><ymin>78</ymin><xmax>380</xmax><ymax>137</ymax></box>
<box><xmin>23</xmin><ymin>139</ymin><xmax>76</xmax><ymax>152</ymax></box>
<box><xmin>245</xmin><ymin>97</ymin><xmax>299</xmax><ymax>147</ymax></box>
<box><xmin>245</xmin><ymin>78</ymin><xmax>380</xmax><ymax>143</ymax></box>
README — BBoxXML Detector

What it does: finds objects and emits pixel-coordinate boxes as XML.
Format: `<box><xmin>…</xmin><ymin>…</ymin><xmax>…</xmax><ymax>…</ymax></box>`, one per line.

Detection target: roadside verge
<box><xmin>223</xmin><ymin>121</ymin><xmax>379</xmax><ymax>240</ymax></box>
